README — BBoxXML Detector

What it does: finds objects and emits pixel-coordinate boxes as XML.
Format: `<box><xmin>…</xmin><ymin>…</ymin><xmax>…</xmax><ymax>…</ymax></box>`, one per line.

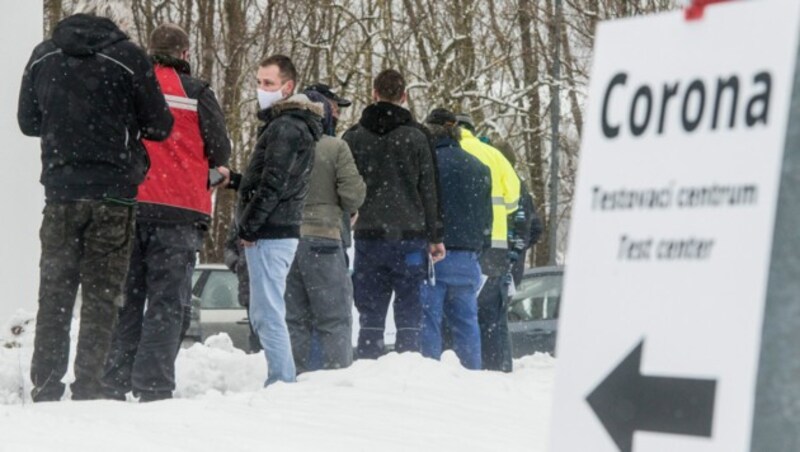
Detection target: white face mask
<box><xmin>257</xmin><ymin>87</ymin><xmax>285</xmax><ymax>110</ymax></box>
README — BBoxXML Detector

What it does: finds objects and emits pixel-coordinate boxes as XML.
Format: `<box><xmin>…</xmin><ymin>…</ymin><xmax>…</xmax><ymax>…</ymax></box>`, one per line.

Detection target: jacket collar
<box><xmin>257</xmin><ymin>94</ymin><xmax>325</xmax><ymax>140</ymax></box>
<box><xmin>460</xmin><ymin>128</ymin><xmax>479</xmax><ymax>142</ymax></box>
<box><xmin>435</xmin><ymin>136</ymin><xmax>461</xmax><ymax>149</ymax></box>
<box><xmin>151</xmin><ymin>54</ymin><xmax>191</xmax><ymax>75</ymax></box>
<box><xmin>358</xmin><ymin>101</ymin><xmax>413</xmax><ymax>135</ymax></box>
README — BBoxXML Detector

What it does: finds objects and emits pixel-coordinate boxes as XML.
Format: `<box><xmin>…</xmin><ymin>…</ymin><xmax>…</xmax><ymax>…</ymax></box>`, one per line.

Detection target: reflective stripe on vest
<box><xmin>137</xmin><ymin>66</ymin><xmax>211</xmax><ymax>216</ymax></box>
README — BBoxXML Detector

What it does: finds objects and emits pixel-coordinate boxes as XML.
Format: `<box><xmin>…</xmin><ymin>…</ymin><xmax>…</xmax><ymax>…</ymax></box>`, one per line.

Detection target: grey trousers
<box><xmin>285</xmin><ymin>237</ymin><xmax>353</xmax><ymax>373</ymax></box>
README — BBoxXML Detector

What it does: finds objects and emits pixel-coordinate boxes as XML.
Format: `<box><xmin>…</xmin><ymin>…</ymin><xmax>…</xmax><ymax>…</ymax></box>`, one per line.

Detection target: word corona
<box><xmin>601</xmin><ymin>71</ymin><xmax>772</xmax><ymax>138</ymax></box>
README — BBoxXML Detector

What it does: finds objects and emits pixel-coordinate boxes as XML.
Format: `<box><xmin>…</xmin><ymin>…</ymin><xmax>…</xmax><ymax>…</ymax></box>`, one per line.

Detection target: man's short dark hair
<box><xmin>373</xmin><ymin>69</ymin><xmax>405</xmax><ymax>102</ymax></box>
<box><xmin>260</xmin><ymin>54</ymin><xmax>297</xmax><ymax>83</ymax></box>
<box><xmin>149</xmin><ymin>24</ymin><xmax>190</xmax><ymax>58</ymax></box>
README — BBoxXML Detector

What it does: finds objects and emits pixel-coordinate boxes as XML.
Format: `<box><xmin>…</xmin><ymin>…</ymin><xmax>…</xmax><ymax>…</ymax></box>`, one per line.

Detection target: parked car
<box><xmin>183</xmin><ymin>264</ymin><xmax>251</xmax><ymax>351</ymax></box>
<box><xmin>508</xmin><ymin>266</ymin><xmax>564</xmax><ymax>357</ymax></box>
<box><xmin>186</xmin><ymin>263</ymin><xmax>565</xmax><ymax>359</ymax></box>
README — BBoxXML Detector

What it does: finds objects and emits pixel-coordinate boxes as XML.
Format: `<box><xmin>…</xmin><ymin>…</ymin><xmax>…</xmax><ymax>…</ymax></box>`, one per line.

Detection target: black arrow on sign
<box><xmin>586</xmin><ymin>340</ymin><xmax>717</xmax><ymax>452</ymax></box>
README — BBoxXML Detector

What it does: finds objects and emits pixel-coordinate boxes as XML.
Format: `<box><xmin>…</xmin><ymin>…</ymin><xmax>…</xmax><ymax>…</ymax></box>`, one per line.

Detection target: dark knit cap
<box><xmin>425</xmin><ymin>108</ymin><xmax>457</xmax><ymax>126</ymax></box>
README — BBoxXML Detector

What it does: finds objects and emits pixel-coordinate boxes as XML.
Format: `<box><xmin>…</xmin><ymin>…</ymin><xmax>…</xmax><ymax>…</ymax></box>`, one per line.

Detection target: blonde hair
<box><xmin>72</xmin><ymin>0</ymin><xmax>132</xmax><ymax>33</ymax></box>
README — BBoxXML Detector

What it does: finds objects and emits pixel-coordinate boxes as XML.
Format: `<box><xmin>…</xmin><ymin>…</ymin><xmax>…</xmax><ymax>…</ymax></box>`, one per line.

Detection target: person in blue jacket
<box><xmin>420</xmin><ymin>108</ymin><xmax>493</xmax><ymax>369</ymax></box>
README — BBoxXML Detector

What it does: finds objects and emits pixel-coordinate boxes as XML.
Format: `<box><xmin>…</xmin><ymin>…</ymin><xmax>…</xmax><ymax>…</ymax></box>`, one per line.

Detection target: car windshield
<box><xmin>509</xmin><ymin>273</ymin><xmax>563</xmax><ymax>322</ymax></box>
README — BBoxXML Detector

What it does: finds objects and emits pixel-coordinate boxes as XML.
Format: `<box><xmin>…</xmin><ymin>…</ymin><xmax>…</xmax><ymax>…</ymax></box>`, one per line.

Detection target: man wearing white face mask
<box><xmin>235</xmin><ymin>55</ymin><xmax>324</xmax><ymax>386</ymax></box>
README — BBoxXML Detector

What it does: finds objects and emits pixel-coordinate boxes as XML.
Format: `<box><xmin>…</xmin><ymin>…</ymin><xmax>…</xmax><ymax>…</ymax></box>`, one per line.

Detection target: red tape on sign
<box><xmin>685</xmin><ymin>0</ymin><xmax>733</xmax><ymax>20</ymax></box>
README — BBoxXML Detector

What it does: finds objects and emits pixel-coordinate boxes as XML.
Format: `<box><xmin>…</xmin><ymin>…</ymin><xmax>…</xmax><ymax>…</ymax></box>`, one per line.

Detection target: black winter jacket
<box><xmin>17</xmin><ymin>14</ymin><xmax>173</xmax><ymax>201</ymax></box>
<box><xmin>343</xmin><ymin>102</ymin><xmax>444</xmax><ymax>243</ymax></box>
<box><xmin>236</xmin><ymin>94</ymin><xmax>324</xmax><ymax>241</ymax></box>
<box><xmin>434</xmin><ymin>137</ymin><xmax>492</xmax><ymax>252</ymax></box>
<box><xmin>516</xmin><ymin>181</ymin><xmax>544</xmax><ymax>250</ymax></box>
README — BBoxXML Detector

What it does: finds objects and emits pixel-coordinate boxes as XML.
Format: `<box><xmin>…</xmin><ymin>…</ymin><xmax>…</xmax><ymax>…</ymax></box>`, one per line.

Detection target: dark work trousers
<box><xmin>475</xmin><ymin>249</ymin><xmax>514</xmax><ymax>373</ymax></box>
<box><xmin>102</xmin><ymin>222</ymin><xmax>201</xmax><ymax>399</ymax></box>
<box><xmin>234</xmin><ymin>255</ymin><xmax>261</xmax><ymax>353</ymax></box>
<box><xmin>31</xmin><ymin>200</ymin><xmax>135</xmax><ymax>402</ymax></box>
<box><xmin>478</xmin><ymin>275</ymin><xmax>513</xmax><ymax>372</ymax></box>
<box><xmin>352</xmin><ymin>239</ymin><xmax>427</xmax><ymax>359</ymax></box>
<box><xmin>285</xmin><ymin>237</ymin><xmax>353</xmax><ymax>373</ymax></box>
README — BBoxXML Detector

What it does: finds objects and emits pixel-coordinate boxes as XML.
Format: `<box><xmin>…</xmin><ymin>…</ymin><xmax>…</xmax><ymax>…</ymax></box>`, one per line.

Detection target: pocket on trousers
<box><xmin>39</xmin><ymin>204</ymin><xmax>66</xmax><ymax>251</ymax></box>
<box><xmin>94</xmin><ymin>203</ymin><xmax>133</xmax><ymax>249</ymax></box>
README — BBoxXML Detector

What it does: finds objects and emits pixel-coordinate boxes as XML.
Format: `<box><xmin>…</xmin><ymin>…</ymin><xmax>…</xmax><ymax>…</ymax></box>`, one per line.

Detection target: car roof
<box><xmin>195</xmin><ymin>263</ymin><xmax>230</xmax><ymax>271</ymax></box>
<box><xmin>522</xmin><ymin>265</ymin><xmax>564</xmax><ymax>277</ymax></box>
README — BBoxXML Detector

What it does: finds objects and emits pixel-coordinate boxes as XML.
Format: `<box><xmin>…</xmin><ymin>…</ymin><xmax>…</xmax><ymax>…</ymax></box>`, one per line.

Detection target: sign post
<box><xmin>549</xmin><ymin>1</ymin><xmax>800</xmax><ymax>451</ymax></box>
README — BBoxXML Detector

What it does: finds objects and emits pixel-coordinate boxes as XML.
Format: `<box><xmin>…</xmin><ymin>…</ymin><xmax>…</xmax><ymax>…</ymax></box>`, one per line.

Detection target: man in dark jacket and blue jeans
<box><xmin>102</xmin><ymin>23</ymin><xmax>231</xmax><ymax>402</ymax></box>
<box><xmin>17</xmin><ymin>3</ymin><xmax>173</xmax><ymax>402</ymax></box>
<box><xmin>420</xmin><ymin>109</ymin><xmax>492</xmax><ymax>370</ymax></box>
<box><xmin>343</xmin><ymin>69</ymin><xmax>445</xmax><ymax>358</ymax></box>
<box><xmin>237</xmin><ymin>55</ymin><xmax>323</xmax><ymax>385</ymax></box>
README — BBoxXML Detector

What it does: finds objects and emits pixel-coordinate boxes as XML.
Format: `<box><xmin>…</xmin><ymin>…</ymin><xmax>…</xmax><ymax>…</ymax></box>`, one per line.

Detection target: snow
<box><xmin>0</xmin><ymin>310</ymin><xmax>555</xmax><ymax>451</ymax></box>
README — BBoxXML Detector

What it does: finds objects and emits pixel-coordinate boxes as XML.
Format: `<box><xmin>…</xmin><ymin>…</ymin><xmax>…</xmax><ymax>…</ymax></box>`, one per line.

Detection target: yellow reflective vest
<box><xmin>459</xmin><ymin>129</ymin><xmax>520</xmax><ymax>249</ymax></box>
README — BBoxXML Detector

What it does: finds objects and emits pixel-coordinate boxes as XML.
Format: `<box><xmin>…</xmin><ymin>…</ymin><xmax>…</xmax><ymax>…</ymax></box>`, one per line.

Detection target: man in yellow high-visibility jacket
<box><xmin>457</xmin><ymin>114</ymin><xmax>520</xmax><ymax>372</ymax></box>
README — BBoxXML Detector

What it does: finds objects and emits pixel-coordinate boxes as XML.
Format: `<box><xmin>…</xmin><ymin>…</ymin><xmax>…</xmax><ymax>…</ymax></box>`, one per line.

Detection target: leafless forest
<box><xmin>43</xmin><ymin>0</ymin><xmax>678</xmax><ymax>266</ymax></box>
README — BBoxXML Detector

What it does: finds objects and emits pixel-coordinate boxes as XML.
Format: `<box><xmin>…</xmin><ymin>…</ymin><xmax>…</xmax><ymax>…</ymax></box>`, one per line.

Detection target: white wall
<box><xmin>0</xmin><ymin>3</ymin><xmax>44</xmax><ymax>322</ymax></box>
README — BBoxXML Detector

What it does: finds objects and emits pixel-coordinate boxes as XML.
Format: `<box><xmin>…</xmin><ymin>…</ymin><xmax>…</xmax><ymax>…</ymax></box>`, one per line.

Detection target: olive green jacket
<box><xmin>300</xmin><ymin>136</ymin><xmax>366</xmax><ymax>240</ymax></box>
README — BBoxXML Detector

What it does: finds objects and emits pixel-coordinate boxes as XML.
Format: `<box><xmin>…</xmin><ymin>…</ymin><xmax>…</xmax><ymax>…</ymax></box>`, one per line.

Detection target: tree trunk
<box><xmin>44</xmin><ymin>0</ymin><xmax>62</xmax><ymax>37</ymax></box>
<box><xmin>518</xmin><ymin>0</ymin><xmax>548</xmax><ymax>266</ymax></box>
<box><xmin>200</xmin><ymin>0</ymin><xmax>246</xmax><ymax>264</ymax></box>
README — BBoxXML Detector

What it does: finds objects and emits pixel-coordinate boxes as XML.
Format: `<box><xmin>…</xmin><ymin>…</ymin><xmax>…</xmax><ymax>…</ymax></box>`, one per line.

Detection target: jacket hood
<box><xmin>359</xmin><ymin>101</ymin><xmax>414</xmax><ymax>135</ymax></box>
<box><xmin>258</xmin><ymin>93</ymin><xmax>325</xmax><ymax>140</ymax></box>
<box><xmin>52</xmin><ymin>14</ymin><xmax>128</xmax><ymax>57</ymax></box>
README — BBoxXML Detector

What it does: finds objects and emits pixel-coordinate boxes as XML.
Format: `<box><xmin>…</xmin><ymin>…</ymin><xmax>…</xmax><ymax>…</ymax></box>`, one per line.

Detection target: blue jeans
<box><xmin>353</xmin><ymin>239</ymin><xmax>427</xmax><ymax>358</ymax></box>
<box><xmin>420</xmin><ymin>251</ymin><xmax>482</xmax><ymax>369</ymax></box>
<box><xmin>245</xmin><ymin>238</ymin><xmax>298</xmax><ymax>386</ymax></box>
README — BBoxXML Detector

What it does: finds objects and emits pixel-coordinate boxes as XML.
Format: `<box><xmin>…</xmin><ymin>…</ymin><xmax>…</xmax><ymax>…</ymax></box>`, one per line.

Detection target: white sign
<box><xmin>0</xmin><ymin>4</ymin><xmax>44</xmax><ymax>322</ymax></box>
<box><xmin>550</xmin><ymin>1</ymin><xmax>800</xmax><ymax>452</ymax></box>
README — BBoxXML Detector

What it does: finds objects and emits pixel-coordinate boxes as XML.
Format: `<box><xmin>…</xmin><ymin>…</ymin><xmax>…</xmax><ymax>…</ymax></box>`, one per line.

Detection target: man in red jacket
<box><xmin>102</xmin><ymin>24</ymin><xmax>231</xmax><ymax>402</ymax></box>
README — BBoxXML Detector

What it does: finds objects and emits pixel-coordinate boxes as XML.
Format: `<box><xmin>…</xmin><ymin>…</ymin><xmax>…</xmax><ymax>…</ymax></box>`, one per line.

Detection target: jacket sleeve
<box><xmin>481</xmin><ymin>166</ymin><xmax>494</xmax><ymax>250</ymax></box>
<box><xmin>17</xmin><ymin>50</ymin><xmax>42</xmax><ymax>137</ymax></box>
<box><xmin>511</xmin><ymin>181</ymin><xmax>544</xmax><ymax>250</ymax></box>
<box><xmin>527</xmin><ymin>196</ymin><xmax>544</xmax><ymax>248</ymax></box>
<box><xmin>335</xmin><ymin>140</ymin><xmax>366</xmax><ymax>214</ymax></box>
<box><xmin>512</xmin><ymin>182</ymin><xmax>533</xmax><ymax>247</ymax></box>
<box><xmin>131</xmin><ymin>48</ymin><xmax>173</xmax><ymax>141</ymax></box>
<box><xmin>414</xmin><ymin>126</ymin><xmax>445</xmax><ymax>244</ymax></box>
<box><xmin>238</xmin><ymin>121</ymin><xmax>300</xmax><ymax>241</ymax></box>
<box><xmin>197</xmin><ymin>85</ymin><xmax>231</xmax><ymax>167</ymax></box>
<box><xmin>499</xmin><ymin>153</ymin><xmax>521</xmax><ymax>214</ymax></box>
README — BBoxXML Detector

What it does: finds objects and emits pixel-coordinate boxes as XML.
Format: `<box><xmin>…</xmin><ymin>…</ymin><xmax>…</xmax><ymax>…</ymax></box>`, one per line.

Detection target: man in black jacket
<box><xmin>343</xmin><ymin>69</ymin><xmax>445</xmax><ymax>359</ymax></box>
<box><xmin>420</xmin><ymin>109</ymin><xmax>492</xmax><ymax>370</ymax></box>
<box><xmin>236</xmin><ymin>55</ymin><xmax>324</xmax><ymax>385</ymax></box>
<box><xmin>101</xmin><ymin>23</ymin><xmax>231</xmax><ymax>402</ymax></box>
<box><xmin>17</xmin><ymin>4</ymin><xmax>173</xmax><ymax>402</ymax></box>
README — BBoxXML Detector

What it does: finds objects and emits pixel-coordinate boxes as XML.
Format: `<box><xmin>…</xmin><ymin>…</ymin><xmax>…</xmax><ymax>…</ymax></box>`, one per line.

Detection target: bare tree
<box><xmin>42</xmin><ymin>0</ymin><xmax>680</xmax><ymax>265</ymax></box>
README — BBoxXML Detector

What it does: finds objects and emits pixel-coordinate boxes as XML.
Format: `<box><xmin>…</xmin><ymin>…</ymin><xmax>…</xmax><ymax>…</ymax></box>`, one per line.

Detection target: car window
<box><xmin>191</xmin><ymin>270</ymin><xmax>202</xmax><ymax>288</ymax></box>
<box><xmin>509</xmin><ymin>273</ymin><xmax>563</xmax><ymax>322</ymax></box>
<box><xmin>199</xmin><ymin>270</ymin><xmax>240</xmax><ymax>309</ymax></box>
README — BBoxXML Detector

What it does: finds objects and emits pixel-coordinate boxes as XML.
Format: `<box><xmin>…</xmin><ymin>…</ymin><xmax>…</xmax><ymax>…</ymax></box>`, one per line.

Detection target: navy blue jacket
<box><xmin>434</xmin><ymin>137</ymin><xmax>492</xmax><ymax>252</ymax></box>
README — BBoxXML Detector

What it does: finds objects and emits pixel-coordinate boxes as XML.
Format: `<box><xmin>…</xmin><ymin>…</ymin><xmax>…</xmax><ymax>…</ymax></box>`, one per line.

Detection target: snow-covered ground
<box><xmin>0</xmin><ymin>310</ymin><xmax>555</xmax><ymax>452</ymax></box>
